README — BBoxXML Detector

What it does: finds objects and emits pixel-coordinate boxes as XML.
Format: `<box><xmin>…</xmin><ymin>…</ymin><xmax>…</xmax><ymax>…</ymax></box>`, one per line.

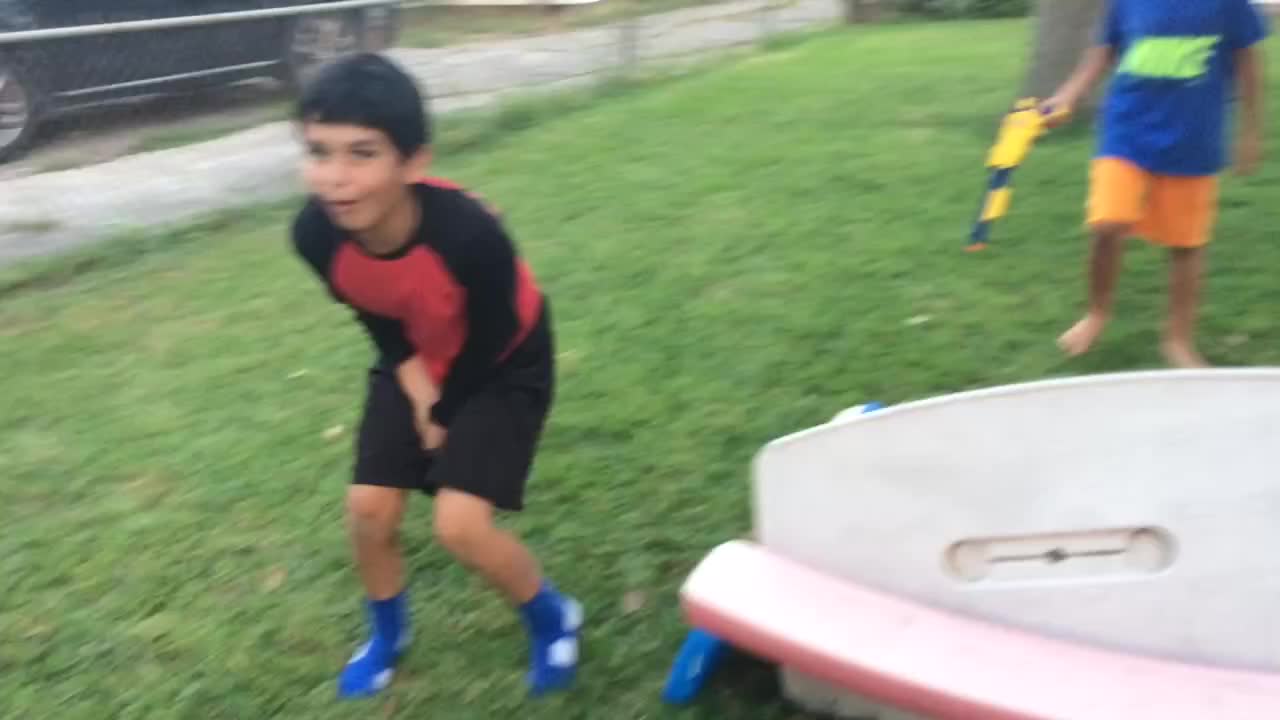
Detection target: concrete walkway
<box><xmin>0</xmin><ymin>0</ymin><xmax>840</xmax><ymax>267</ymax></box>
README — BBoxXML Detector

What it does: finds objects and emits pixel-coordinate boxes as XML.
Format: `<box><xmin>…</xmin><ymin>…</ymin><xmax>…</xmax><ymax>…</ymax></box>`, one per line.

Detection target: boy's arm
<box><xmin>1228</xmin><ymin>0</ymin><xmax>1267</xmax><ymax>175</ymax></box>
<box><xmin>291</xmin><ymin>203</ymin><xmax>422</xmax><ymax>376</ymax></box>
<box><xmin>430</xmin><ymin>216</ymin><xmax>521</xmax><ymax>428</ymax></box>
<box><xmin>355</xmin><ymin>310</ymin><xmax>417</xmax><ymax>369</ymax></box>
<box><xmin>362</xmin><ymin>316</ymin><xmax>443</xmax><ymax>449</ymax></box>
<box><xmin>1047</xmin><ymin>45</ymin><xmax>1117</xmax><ymax>112</ymax></box>
<box><xmin>293</xmin><ymin>198</ymin><xmax>424</xmax><ymax>389</ymax></box>
<box><xmin>396</xmin><ymin>355</ymin><xmax>438</xmax><ymax>403</ymax></box>
<box><xmin>1237</xmin><ymin>45</ymin><xmax>1264</xmax><ymax>138</ymax></box>
<box><xmin>291</xmin><ymin>202</ymin><xmax>344</xmax><ymax>302</ymax></box>
<box><xmin>395</xmin><ymin>354</ymin><xmax>440</xmax><ymax>448</ymax></box>
<box><xmin>1043</xmin><ymin>1</ymin><xmax>1120</xmax><ymax>117</ymax></box>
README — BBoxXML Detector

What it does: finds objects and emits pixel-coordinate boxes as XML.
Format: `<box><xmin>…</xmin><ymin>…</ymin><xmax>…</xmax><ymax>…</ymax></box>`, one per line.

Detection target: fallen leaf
<box><xmin>906</xmin><ymin>315</ymin><xmax>931</xmax><ymax>326</ymax></box>
<box><xmin>288</xmin><ymin>369</ymin><xmax>309</xmax><ymax>379</ymax></box>
<box><xmin>556</xmin><ymin>349</ymin><xmax>583</xmax><ymax>370</ymax></box>
<box><xmin>1225</xmin><ymin>333</ymin><xmax>1249</xmax><ymax>347</ymax></box>
<box><xmin>131</xmin><ymin>613</ymin><xmax>180</xmax><ymax>640</ymax></box>
<box><xmin>323</xmin><ymin>425</ymin><xmax>345</xmax><ymax>442</ymax></box>
<box><xmin>262</xmin><ymin>567</ymin><xmax>287</xmax><ymax>592</ymax></box>
<box><xmin>621</xmin><ymin>590</ymin><xmax>647</xmax><ymax>614</ymax></box>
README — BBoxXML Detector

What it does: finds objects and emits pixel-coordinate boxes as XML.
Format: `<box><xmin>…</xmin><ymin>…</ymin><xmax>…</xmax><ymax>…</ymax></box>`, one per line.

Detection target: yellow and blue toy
<box><xmin>967</xmin><ymin>98</ymin><xmax>1070</xmax><ymax>252</ymax></box>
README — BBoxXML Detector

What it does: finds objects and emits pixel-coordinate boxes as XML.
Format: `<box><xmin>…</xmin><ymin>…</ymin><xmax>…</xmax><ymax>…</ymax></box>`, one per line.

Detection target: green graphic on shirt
<box><xmin>1118</xmin><ymin>36</ymin><xmax>1220</xmax><ymax>79</ymax></box>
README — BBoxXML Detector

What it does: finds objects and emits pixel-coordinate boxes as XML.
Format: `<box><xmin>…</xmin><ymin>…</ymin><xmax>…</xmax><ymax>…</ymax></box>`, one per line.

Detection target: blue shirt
<box><xmin>1097</xmin><ymin>0</ymin><xmax>1268</xmax><ymax>175</ymax></box>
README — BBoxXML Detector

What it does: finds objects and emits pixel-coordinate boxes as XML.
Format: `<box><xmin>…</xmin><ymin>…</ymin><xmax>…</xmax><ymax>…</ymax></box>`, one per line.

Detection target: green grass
<box><xmin>4</xmin><ymin>18</ymin><xmax>1280</xmax><ymax>719</ymax></box>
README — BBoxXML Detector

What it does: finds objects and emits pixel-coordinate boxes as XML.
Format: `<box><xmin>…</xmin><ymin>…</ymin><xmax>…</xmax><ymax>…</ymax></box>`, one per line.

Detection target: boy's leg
<box><xmin>1058</xmin><ymin>222</ymin><xmax>1130</xmax><ymax>355</ymax></box>
<box><xmin>1059</xmin><ymin>157</ymin><xmax>1146</xmax><ymax>356</ymax></box>
<box><xmin>433</xmin><ymin>489</ymin><xmax>543</xmax><ymax>603</ymax></box>
<box><xmin>1164</xmin><ymin>247</ymin><xmax>1209</xmax><ymax>368</ymax></box>
<box><xmin>348</xmin><ymin>485</ymin><xmax>408</xmax><ymax>600</ymax></box>
<box><xmin>427</xmin><ymin>308</ymin><xmax>581</xmax><ymax>696</ymax></box>
<box><xmin>338</xmin><ymin>368</ymin><xmax>433</xmax><ymax>699</ymax></box>
<box><xmin>1146</xmin><ymin>172</ymin><xmax>1218</xmax><ymax>368</ymax></box>
<box><xmin>432</xmin><ymin>488</ymin><xmax>581</xmax><ymax>696</ymax></box>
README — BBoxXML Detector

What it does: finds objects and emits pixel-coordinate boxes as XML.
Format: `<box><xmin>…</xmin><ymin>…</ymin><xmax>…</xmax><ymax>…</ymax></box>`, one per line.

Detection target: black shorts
<box><xmin>353</xmin><ymin>303</ymin><xmax>555</xmax><ymax>512</ymax></box>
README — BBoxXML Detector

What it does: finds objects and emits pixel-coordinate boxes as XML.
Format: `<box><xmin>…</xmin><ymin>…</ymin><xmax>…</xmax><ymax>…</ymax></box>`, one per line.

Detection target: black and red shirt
<box><xmin>291</xmin><ymin>178</ymin><xmax>544</xmax><ymax>427</ymax></box>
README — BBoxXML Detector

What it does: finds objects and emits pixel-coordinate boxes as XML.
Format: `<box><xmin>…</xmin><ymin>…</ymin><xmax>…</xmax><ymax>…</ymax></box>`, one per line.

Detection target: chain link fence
<box><xmin>390</xmin><ymin>0</ymin><xmax>840</xmax><ymax>115</ymax></box>
<box><xmin>0</xmin><ymin>0</ymin><xmax>844</xmax><ymax>263</ymax></box>
<box><xmin>0</xmin><ymin>0</ymin><xmax>401</xmax><ymax>170</ymax></box>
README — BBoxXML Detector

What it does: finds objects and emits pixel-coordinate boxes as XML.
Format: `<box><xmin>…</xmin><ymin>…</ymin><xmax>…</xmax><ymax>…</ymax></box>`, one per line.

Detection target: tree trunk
<box><xmin>841</xmin><ymin>0</ymin><xmax>877</xmax><ymax>24</ymax></box>
<box><xmin>1022</xmin><ymin>0</ymin><xmax>1107</xmax><ymax>112</ymax></box>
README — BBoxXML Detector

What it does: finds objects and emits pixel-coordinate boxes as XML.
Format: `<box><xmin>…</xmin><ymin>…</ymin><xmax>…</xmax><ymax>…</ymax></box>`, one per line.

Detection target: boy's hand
<box><xmin>395</xmin><ymin>355</ymin><xmax>444</xmax><ymax>450</ymax></box>
<box><xmin>422</xmin><ymin>420</ymin><xmax>447</xmax><ymax>452</ymax></box>
<box><xmin>1039</xmin><ymin>46</ymin><xmax>1115</xmax><ymax>130</ymax></box>
<box><xmin>1236</xmin><ymin>128</ymin><xmax>1263</xmax><ymax>176</ymax></box>
<box><xmin>1039</xmin><ymin>94</ymin><xmax>1075</xmax><ymax>129</ymax></box>
<box><xmin>411</xmin><ymin>403</ymin><xmax>447</xmax><ymax>452</ymax></box>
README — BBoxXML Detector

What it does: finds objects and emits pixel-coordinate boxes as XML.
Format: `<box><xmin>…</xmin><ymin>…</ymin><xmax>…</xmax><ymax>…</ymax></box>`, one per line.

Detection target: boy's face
<box><xmin>300</xmin><ymin>122</ymin><xmax>427</xmax><ymax>233</ymax></box>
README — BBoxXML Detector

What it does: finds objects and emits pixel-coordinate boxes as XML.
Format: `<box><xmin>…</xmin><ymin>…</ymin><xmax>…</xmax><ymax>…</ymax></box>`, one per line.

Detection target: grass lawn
<box><xmin>4</xmin><ymin>18</ymin><xmax>1280</xmax><ymax>720</ymax></box>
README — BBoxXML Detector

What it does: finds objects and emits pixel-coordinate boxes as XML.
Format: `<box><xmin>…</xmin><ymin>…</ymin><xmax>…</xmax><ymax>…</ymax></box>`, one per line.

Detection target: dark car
<box><xmin>0</xmin><ymin>0</ymin><xmax>400</xmax><ymax>162</ymax></box>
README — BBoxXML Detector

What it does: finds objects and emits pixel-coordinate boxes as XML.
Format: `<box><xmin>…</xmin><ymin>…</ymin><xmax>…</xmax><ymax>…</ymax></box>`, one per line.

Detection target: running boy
<box><xmin>1043</xmin><ymin>0</ymin><xmax>1267</xmax><ymax>367</ymax></box>
<box><xmin>289</xmin><ymin>53</ymin><xmax>581</xmax><ymax>699</ymax></box>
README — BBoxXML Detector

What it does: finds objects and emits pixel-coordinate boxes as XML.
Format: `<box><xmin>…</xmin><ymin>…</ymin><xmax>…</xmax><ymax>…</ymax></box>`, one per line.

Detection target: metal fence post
<box><xmin>619</xmin><ymin>15</ymin><xmax>639</xmax><ymax>77</ymax></box>
<box><xmin>757</xmin><ymin>0</ymin><xmax>775</xmax><ymax>43</ymax></box>
<box><xmin>0</xmin><ymin>0</ymin><xmax>397</xmax><ymax>43</ymax></box>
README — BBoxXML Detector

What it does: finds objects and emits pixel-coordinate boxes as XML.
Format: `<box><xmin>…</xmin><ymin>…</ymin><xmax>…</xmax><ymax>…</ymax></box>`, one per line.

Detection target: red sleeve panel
<box><xmin>291</xmin><ymin>179</ymin><xmax>544</xmax><ymax>428</ymax></box>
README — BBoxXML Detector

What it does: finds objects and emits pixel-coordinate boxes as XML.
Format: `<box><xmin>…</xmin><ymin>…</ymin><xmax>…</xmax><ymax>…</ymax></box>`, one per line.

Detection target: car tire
<box><xmin>281</xmin><ymin>12</ymin><xmax>363</xmax><ymax>93</ymax></box>
<box><xmin>0</xmin><ymin>56</ymin><xmax>42</xmax><ymax>164</ymax></box>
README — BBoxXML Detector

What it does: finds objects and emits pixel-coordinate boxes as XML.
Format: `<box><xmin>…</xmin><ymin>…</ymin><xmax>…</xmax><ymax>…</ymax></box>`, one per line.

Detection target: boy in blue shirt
<box><xmin>1043</xmin><ymin>0</ymin><xmax>1267</xmax><ymax>367</ymax></box>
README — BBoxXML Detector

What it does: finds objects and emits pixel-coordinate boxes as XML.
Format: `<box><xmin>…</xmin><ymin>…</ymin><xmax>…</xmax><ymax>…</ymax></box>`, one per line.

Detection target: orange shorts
<box><xmin>1086</xmin><ymin>156</ymin><xmax>1219</xmax><ymax>248</ymax></box>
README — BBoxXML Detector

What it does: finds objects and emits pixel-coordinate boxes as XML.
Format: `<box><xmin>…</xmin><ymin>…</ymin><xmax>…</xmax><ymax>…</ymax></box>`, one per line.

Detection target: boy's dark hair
<box><xmin>296</xmin><ymin>52</ymin><xmax>430</xmax><ymax>157</ymax></box>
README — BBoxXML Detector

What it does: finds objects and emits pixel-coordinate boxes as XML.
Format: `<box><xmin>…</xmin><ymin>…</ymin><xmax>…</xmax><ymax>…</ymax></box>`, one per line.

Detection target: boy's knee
<box><xmin>1090</xmin><ymin>221</ymin><xmax>1132</xmax><ymax>242</ymax></box>
<box><xmin>347</xmin><ymin>485</ymin><xmax>404</xmax><ymax>539</ymax></box>
<box><xmin>433</xmin><ymin>490</ymin><xmax>493</xmax><ymax>558</ymax></box>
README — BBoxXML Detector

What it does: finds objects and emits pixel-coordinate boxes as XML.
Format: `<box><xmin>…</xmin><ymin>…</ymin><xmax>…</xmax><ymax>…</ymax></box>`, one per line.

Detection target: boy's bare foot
<box><xmin>1057</xmin><ymin>313</ymin><xmax>1108</xmax><ymax>357</ymax></box>
<box><xmin>1161</xmin><ymin>341</ymin><xmax>1210</xmax><ymax>369</ymax></box>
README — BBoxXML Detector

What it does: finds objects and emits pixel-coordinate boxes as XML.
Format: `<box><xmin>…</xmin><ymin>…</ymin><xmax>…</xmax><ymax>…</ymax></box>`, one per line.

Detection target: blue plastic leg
<box><xmin>663</xmin><ymin>401</ymin><xmax>886</xmax><ymax>705</ymax></box>
<box><xmin>661</xmin><ymin>628</ymin><xmax>730</xmax><ymax>704</ymax></box>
